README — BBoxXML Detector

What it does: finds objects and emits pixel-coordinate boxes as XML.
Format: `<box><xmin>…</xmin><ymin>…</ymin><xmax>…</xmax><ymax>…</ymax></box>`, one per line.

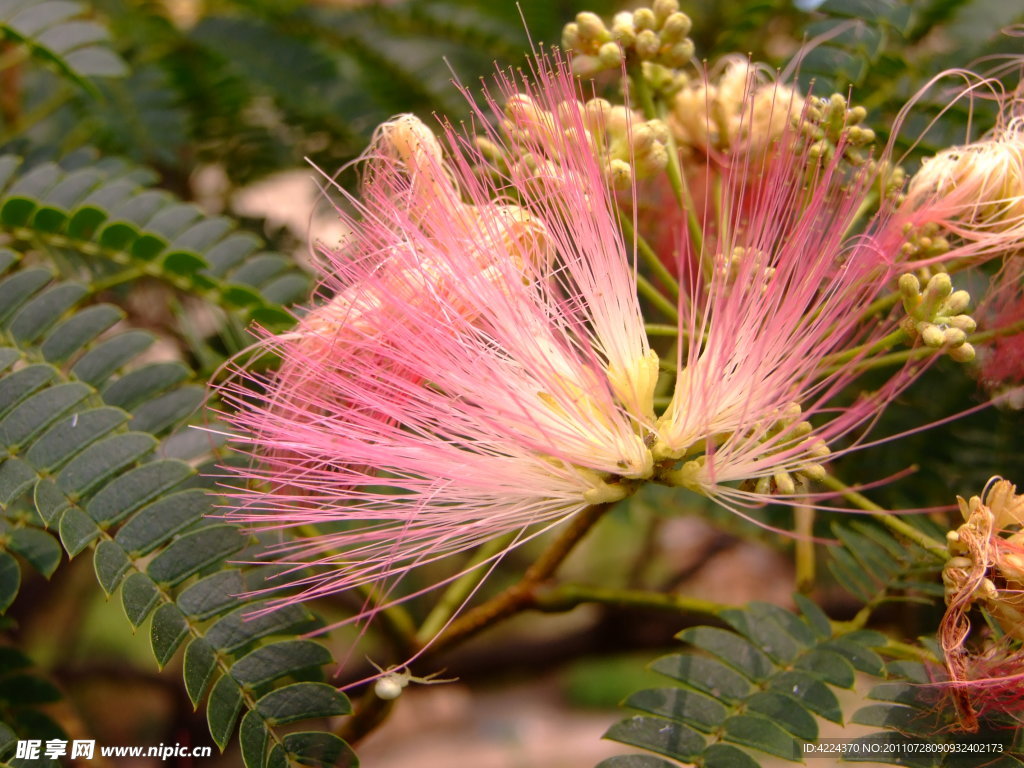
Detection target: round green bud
<box><xmin>949</xmin><ymin>342</ymin><xmax>976</xmax><ymax>363</ymax></box>
<box><xmin>652</xmin><ymin>0</ymin><xmax>680</xmax><ymax>24</ymax></box>
<box><xmin>633</xmin><ymin>7</ymin><xmax>656</xmax><ymax>30</ymax></box>
<box><xmin>898</xmin><ymin>273</ymin><xmax>921</xmax><ymax>297</ymax></box>
<box><xmin>636</xmin><ymin>29</ymin><xmax>661</xmax><ymax>59</ymax></box>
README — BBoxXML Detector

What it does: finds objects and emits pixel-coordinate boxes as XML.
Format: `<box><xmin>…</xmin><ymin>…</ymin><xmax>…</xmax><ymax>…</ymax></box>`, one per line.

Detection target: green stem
<box><xmin>819</xmin><ymin>475</ymin><xmax>948</xmax><ymax>560</ymax></box>
<box><xmin>819</xmin><ymin>329</ymin><xmax>907</xmax><ymax>369</ymax></box>
<box><xmin>415</xmin><ymin>533</ymin><xmax>517</xmax><ymax>646</ymax></box>
<box><xmin>637</xmin><ymin>273</ymin><xmax>680</xmax><ymax>322</ymax></box>
<box><xmin>794</xmin><ymin>502</ymin><xmax>816</xmax><ymax>593</ymax></box>
<box><xmin>645</xmin><ymin>323</ymin><xmax>680</xmax><ymax>337</ymax></box>
<box><xmin>618</xmin><ymin>210</ymin><xmax>680</xmax><ymax>301</ymax></box>
<box><xmin>424</xmin><ymin>503</ymin><xmax>613</xmax><ymax>654</ymax></box>
<box><xmin>878</xmin><ymin>639</ymin><xmax>940</xmax><ymax>664</ymax></box>
<box><xmin>90</xmin><ymin>267</ymin><xmax>145</xmax><ymax>293</ymax></box>
<box><xmin>627</xmin><ymin>60</ymin><xmax>703</xmax><ymax>258</ymax></box>
<box><xmin>533</xmin><ymin>583</ymin><xmax>729</xmax><ymax>617</ymax></box>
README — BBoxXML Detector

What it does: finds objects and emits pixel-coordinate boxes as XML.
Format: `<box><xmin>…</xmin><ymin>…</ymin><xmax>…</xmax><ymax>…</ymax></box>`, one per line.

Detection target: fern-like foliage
<box><xmin>826</xmin><ymin>517</ymin><xmax>946</xmax><ymax>608</ymax></box>
<box><xmin>0</xmin><ymin>0</ymin><xmax>127</xmax><ymax>89</ymax></box>
<box><xmin>599</xmin><ymin>598</ymin><xmax>1024</xmax><ymax>767</ymax></box>
<box><xmin>0</xmin><ymin>152</ymin><xmax>308</xmax><ymax>335</ymax></box>
<box><xmin>0</xmin><ymin>256</ymin><xmax>354</xmax><ymax>767</ymax></box>
<box><xmin>599</xmin><ymin>598</ymin><xmax>891</xmax><ymax>767</ymax></box>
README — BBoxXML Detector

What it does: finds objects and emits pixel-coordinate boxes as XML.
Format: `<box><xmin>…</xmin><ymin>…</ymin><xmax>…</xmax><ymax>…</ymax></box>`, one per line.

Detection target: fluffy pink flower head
<box><xmin>645</xmin><ymin>75</ymin><xmax>946</xmax><ymax>512</ymax></box>
<box><xmin>219</xmin><ymin>58</ymin><xmax>657</xmax><ymax>628</ymax></box>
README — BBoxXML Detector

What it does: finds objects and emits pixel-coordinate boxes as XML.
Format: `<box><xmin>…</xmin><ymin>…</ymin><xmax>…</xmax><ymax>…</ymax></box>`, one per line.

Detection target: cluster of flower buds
<box><xmin>562</xmin><ymin>0</ymin><xmax>694</xmax><ymax>77</ymax></box>
<box><xmin>803</xmin><ymin>92</ymin><xmax>876</xmax><ymax>166</ymax></box>
<box><xmin>898</xmin><ymin>221</ymin><xmax>951</xmax><ymax>261</ymax></box>
<box><xmin>898</xmin><ymin>272</ymin><xmax>976</xmax><ymax>362</ymax></box>
<box><xmin>668</xmin><ymin>59</ymin><xmax>804</xmax><ymax>162</ymax></box>
<box><xmin>502</xmin><ymin>93</ymin><xmax>670</xmax><ymax>188</ymax></box>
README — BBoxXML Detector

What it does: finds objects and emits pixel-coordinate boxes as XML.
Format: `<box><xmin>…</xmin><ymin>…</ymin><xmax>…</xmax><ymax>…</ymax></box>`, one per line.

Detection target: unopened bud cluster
<box><xmin>562</xmin><ymin>0</ymin><xmax>694</xmax><ymax>77</ymax></box>
<box><xmin>502</xmin><ymin>94</ymin><xmax>669</xmax><ymax>187</ymax></box>
<box><xmin>899</xmin><ymin>272</ymin><xmax>976</xmax><ymax>362</ymax></box>
<box><xmin>669</xmin><ymin>59</ymin><xmax>804</xmax><ymax>162</ymax></box>
<box><xmin>804</xmin><ymin>93</ymin><xmax>876</xmax><ymax>166</ymax></box>
<box><xmin>899</xmin><ymin>221</ymin><xmax>950</xmax><ymax>260</ymax></box>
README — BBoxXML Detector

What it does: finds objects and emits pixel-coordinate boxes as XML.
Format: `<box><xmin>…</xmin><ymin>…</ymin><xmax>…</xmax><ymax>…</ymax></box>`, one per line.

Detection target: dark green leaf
<box><xmin>151</xmin><ymin>602</ymin><xmax>190</xmax><ymax>667</ymax></box>
<box><xmin>795</xmin><ymin>648</ymin><xmax>856</xmax><ymax>688</ymax></box>
<box><xmin>851</xmin><ymin>703</ymin><xmax>942</xmax><ymax>736</ymax></box>
<box><xmin>604</xmin><ymin>716</ymin><xmax>704</xmax><ymax>763</ymax></box>
<box><xmin>34</xmin><ymin>477</ymin><xmax>69</xmax><ymax>525</ymax></box>
<box><xmin>86</xmin><ymin>459</ymin><xmax>193</xmax><ymax>526</ymax></box>
<box><xmin>93</xmin><ymin>539</ymin><xmax>131</xmax><ymax>594</ymax></box>
<box><xmin>71</xmin><ymin>331</ymin><xmax>153</xmax><ymax>386</ymax></box>
<box><xmin>255</xmin><ymin>682</ymin><xmax>349</xmax><ymax>725</ymax></box>
<box><xmin>0</xmin><ymin>365</ymin><xmax>56</xmax><ymax>418</ymax></box>
<box><xmin>0</xmin><ymin>382</ymin><xmax>90</xmax><ymax>449</ymax></box>
<box><xmin>650</xmin><ymin>655</ymin><xmax>753</xmax><ymax>701</ymax></box>
<box><xmin>102</xmin><ymin>362</ymin><xmax>189</xmax><ymax>410</ymax></box>
<box><xmin>0</xmin><ymin>551</ymin><xmax>19</xmax><ymax>612</ymax></box>
<box><xmin>824</xmin><ymin>635</ymin><xmax>886</xmax><ymax>676</ymax></box>
<box><xmin>205</xmin><ymin>603</ymin><xmax>313</xmax><ymax>655</ymax></box>
<box><xmin>41</xmin><ymin>304</ymin><xmax>123</xmax><ymax>363</ymax></box>
<box><xmin>130</xmin><ymin>387</ymin><xmax>203</xmax><ymax>433</ymax></box>
<box><xmin>722</xmin><ymin>713</ymin><xmax>801</xmax><ymax>760</ymax></box>
<box><xmin>624</xmin><ymin>688</ymin><xmax>726</xmax><ymax>732</ymax></box>
<box><xmin>9</xmin><ymin>527</ymin><xmax>61</xmax><ymax>577</ymax></box>
<box><xmin>0</xmin><ymin>458</ymin><xmax>37</xmax><ymax>506</ymax></box>
<box><xmin>114</xmin><ymin>488</ymin><xmax>210</xmax><ymax>556</ymax></box>
<box><xmin>701</xmin><ymin>743</ymin><xmax>761</xmax><ymax>768</ymax></box>
<box><xmin>231</xmin><ymin>640</ymin><xmax>332</xmax><ymax>689</ymax></box>
<box><xmin>675</xmin><ymin>627</ymin><xmax>775</xmax><ymax>680</ymax></box>
<box><xmin>8</xmin><ymin>282</ymin><xmax>87</xmax><ymax>343</ymax></box>
<box><xmin>184</xmin><ymin>637</ymin><xmax>219</xmax><ymax>707</ymax></box>
<box><xmin>58</xmin><ymin>505</ymin><xmax>100</xmax><ymax>555</ymax></box>
<box><xmin>794</xmin><ymin>593</ymin><xmax>832</xmax><ymax>639</ymax></box>
<box><xmin>207</xmin><ymin>673</ymin><xmax>245</xmax><ymax>750</ymax></box>
<box><xmin>0</xmin><ymin>269</ymin><xmax>51</xmax><ymax>323</ymax></box>
<box><xmin>745</xmin><ymin>692</ymin><xmax>817</xmax><ymax>740</ymax></box>
<box><xmin>595</xmin><ymin>757</ymin><xmax>678</xmax><ymax>768</ymax></box>
<box><xmin>121</xmin><ymin>571</ymin><xmax>160</xmax><ymax>626</ymax></box>
<box><xmin>239</xmin><ymin>711</ymin><xmax>269</xmax><ymax>768</ymax></box>
<box><xmin>769</xmin><ymin>671</ymin><xmax>842</xmax><ymax>723</ymax></box>
<box><xmin>269</xmin><ymin>731</ymin><xmax>357</xmax><ymax>768</ymax></box>
<box><xmin>720</xmin><ymin>603</ymin><xmax>814</xmax><ymax>663</ymax></box>
<box><xmin>25</xmin><ymin>407</ymin><xmax>128</xmax><ymax>471</ymax></box>
<box><xmin>177</xmin><ymin>570</ymin><xmax>246</xmax><ymax>621</ymax></box>
<box><xmin>56</xmin><ymin>432</ymin><xmax>155</xmax><ymax>498</ymax></box>
<box><xmin>0</xmin><ymin>673</ymin><xmax>61</xmax><ymax>704</ymax></box>
<box><xmin>146</xmin><ymin>524</ymin><xmax>244</xmax><ymax>586</ymax></box>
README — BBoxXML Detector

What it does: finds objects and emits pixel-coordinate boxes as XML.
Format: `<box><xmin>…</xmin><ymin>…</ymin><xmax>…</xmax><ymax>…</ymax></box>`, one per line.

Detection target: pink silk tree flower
<box><xmin>648</xmin><ymin>87</ymin><xmax>931</xmax><ymax>510</ymax></box>
<box><xmin>218</xmin><ymin>63</ymin><xmax>658</xmax><ymax>623</ymax></box>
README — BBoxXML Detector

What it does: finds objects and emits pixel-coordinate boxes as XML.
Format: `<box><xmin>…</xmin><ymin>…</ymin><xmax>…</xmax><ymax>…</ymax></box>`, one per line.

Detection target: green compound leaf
<box><xmin>0</xmin><ymin>189</ymin><xmax>348</xmax><ymax>768</ymax></box>
<box><xmin>602</xmin><ymin>600</ymin><xmax>903</xmax><ymax>766</ymax></box>
<box><xmin>254</xmin><ymin>683</ymin><xmax>350</xmax><ymax>725</ymax></box>
<box><xmin>0</xmin><ymin>551</ymin><xmax>20</xmax><ymax>613</ymax></box>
